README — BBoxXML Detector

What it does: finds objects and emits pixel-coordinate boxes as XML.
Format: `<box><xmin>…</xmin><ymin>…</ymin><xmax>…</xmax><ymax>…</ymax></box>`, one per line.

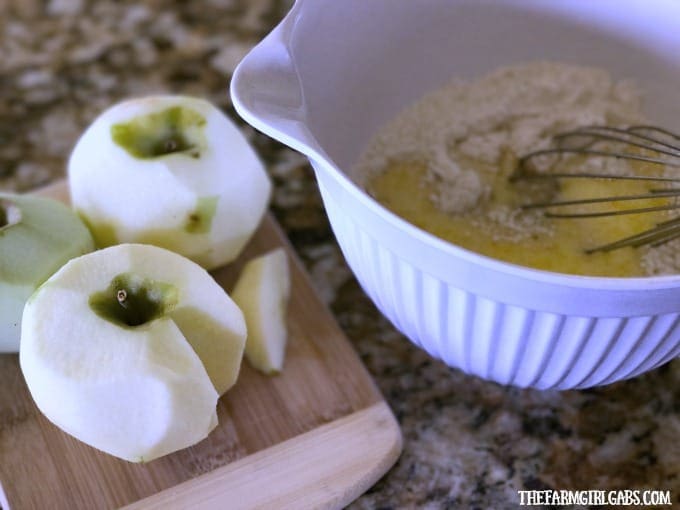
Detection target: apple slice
<box><xmin>19</xmin><ymin>243</ymin><xmax>246</xmax><ymax>462</ymax></box>
<box><xmin>68</xmin><ymin>95</ymin><xmax>272</xmax><ymax>270</ymax></box>
<box><xmin>231</xmin><ymin>248</ymin><xmax>291</xmax><ymax>375</ymax></box>
<box><xmin>0</xmin><ymin>192</ymin><xmax>94</xmax><ymax>352</ymax></box>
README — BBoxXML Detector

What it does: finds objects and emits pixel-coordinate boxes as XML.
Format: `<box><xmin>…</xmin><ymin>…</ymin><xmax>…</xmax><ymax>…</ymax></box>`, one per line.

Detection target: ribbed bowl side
<box><xmin>318</xmin><ymin>180</ymin><xmax>426</xmax><ymax>352</ymax></box>
<box><xmin>318</xmin><ymin>178</ymin><xmax>680</xmax><ymax>390</ymax></box>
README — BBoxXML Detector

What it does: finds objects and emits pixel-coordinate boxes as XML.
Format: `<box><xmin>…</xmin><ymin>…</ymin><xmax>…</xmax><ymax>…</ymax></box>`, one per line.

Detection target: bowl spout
<box><xmin>231</xmin><ymin>1</ymin><xmax>324</xmax><ymax>161</ymax></box>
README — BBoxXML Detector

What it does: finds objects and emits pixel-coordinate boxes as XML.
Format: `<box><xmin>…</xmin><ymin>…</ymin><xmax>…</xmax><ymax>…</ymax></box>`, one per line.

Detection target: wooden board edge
<box><xmin>121</xmin><ymin>401</ymin><xmax>402</xmax><ymax>510</ymax></box>
<box><xmin>29</xmin><ymin>179</ymin><xmax>400</xmax><ymax>508</ymax></box>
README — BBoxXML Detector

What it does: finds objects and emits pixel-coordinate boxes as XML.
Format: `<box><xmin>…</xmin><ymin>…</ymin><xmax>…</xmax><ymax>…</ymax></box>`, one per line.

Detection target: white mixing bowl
<box><xmin>231</xmin><ymin>0</ymin><xmax>680</xmax><ymax>389</ymax></box>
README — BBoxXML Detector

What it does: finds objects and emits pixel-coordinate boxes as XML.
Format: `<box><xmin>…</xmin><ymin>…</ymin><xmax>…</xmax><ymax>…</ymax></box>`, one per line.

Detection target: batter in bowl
<box><xmin>353</xmin><ymin>62</ymin><xmax>679</xmax><ymax>277</ymax></box>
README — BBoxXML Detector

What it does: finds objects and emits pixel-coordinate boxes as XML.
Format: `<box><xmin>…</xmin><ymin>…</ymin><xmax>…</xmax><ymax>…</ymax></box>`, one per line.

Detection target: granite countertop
<box><xmin>1</xmin><ymin>1</ymin><xmax>678</xmax><ymax>508</ymax></box>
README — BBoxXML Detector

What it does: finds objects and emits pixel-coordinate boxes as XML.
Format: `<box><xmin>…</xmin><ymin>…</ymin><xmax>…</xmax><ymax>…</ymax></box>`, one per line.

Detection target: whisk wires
<box><xmin>511</xmin><ymin>125</ymin><xmax>680</xmax><ymax>253</ymax></box>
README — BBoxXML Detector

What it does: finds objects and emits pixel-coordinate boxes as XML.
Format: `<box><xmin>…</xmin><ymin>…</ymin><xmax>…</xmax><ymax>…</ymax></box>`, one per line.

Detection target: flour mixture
<box><xmin>353</xmin><ymin>62</ymin><xmax>680</xmax><ymax>276</ymax></box>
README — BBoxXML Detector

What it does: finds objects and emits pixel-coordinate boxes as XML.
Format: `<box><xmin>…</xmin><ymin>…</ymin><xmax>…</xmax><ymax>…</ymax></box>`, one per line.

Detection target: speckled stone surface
<box><xmin>1</xmin><ymin>1</ymin><xmax>678</xmax><ymax>508</ymax></box>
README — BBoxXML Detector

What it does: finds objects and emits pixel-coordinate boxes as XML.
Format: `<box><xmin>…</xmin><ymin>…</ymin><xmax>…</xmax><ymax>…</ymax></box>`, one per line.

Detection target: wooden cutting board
<box><xmin>0</xmin><ymin>181</ymin><xmax>402</xmax><ymax>510</ymax></box>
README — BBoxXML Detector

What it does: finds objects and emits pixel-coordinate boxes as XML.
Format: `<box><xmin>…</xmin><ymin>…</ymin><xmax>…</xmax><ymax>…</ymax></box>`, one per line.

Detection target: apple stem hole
<box><xmin>164</xmin><ymin>139</ymin><xmax>178</xmax><ymax>152</ymax></box>
<box><xmin>110</xmin><ymin>106</ymin><xmax>206</xmax><ymax>160</ymax></box>
<box><xmin>116</xmin><ymin>289</ymin><xmax>128</xmax><ymax>306</ymax></box>
<box><xmin>89</xmin><ymin>273</ymin><xmax>179</xmax><ymax>329</ymax></box>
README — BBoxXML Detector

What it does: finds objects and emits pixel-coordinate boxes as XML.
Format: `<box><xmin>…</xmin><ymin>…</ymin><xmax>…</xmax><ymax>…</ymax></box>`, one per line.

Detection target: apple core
<box><xmin>89</xmin><ymin>272</ymin><xmax>179</xmax><ymax>328</ymax></box>
<box><xmin>0</xmin><ymin>199</ymin><xmax>21</xmax><ymax>231</ymax></box>
<box><xmin>110</xmin><ymin>106</ymin><xmax>207</xmax><ymax>159</ymax></box>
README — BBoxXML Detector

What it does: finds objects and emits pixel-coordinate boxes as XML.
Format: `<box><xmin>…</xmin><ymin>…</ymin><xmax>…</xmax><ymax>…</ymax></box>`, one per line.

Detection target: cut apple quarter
<box><xmin>231</xmin><ymin>248</ymin><xmax>291</xmax><ymax>375</ymax></box>
<box><xmin>68</xmin><ymin>95</ymin><xmax>272</xmax><ymax>270</ymax></box>
<box><xmin>0</xmin><ymin>192</ymin><xmax>94</xmax><ymax>352</ymax></box>
<box><xmin>19</xmin><ymin>243</ymin><xmax>246</xmax><ymax>463</ymax></box>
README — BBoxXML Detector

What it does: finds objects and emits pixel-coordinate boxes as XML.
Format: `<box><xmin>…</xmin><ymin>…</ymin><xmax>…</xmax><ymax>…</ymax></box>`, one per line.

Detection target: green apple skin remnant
<box><xmin>185</xmin><ymin>196</ymin><xmax>219</xmax><ymax>234</ymax></box>
<box><xmin>20</xmin><ymin>243</ymin><xmax>247</xmax><ymax>462</ymax></box>
<box><xmin>0</xmin><ymin>192</ymin><xmax>94</xmax><ymax>352</ymax></box>
<box><xmin>68</xmin><ymin>95</ymin><xmax>272</xmax><ymax>270</ymax></box>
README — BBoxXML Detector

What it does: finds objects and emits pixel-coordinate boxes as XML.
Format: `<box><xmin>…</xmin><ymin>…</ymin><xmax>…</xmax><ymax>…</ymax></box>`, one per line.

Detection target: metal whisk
<box><xmin>510</xmin><ymin>125</ymin><xmax>680</xmax><ymax>253</ymax></box>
